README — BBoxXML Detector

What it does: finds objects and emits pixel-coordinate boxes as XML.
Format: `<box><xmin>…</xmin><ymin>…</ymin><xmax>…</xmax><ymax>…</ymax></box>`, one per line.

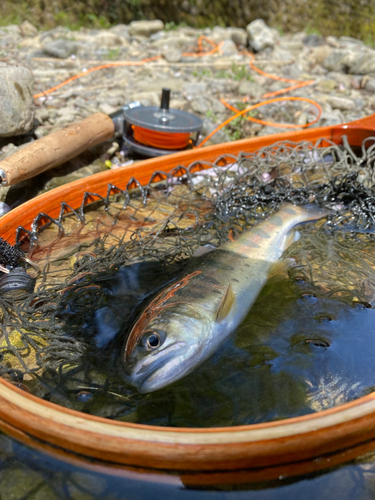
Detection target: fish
<box><xmin>123</xmin><ymin>203</ymin><xmax>329</xmax><ymax>393</ymax></box>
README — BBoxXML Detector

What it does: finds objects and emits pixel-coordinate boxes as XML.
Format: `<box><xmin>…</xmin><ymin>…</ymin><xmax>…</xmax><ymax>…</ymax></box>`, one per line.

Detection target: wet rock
<box><xmin>220</xmin><ymin>39</ymin><xmax>238</xmax><ymax>56</ymax></box>
<box><xmin>322</xmin><ymin>49</ymin><xmax>356</xmax><ymax>72</ymax></box>
<box><xmin>238</xmin><ymin>80</ymin><xmax>263</xmax><ymax>98</ymax></box>
<box><xmin>129</xmin><ymin>20</ymin><xmax>164</xmax><ymax>37</ymax></box>
<box><xmin>20</xmin><ymin>20</ymin><xmax>38</xmax><ymax>37</ymax></box>
<box><xmin>0</xmin><ymin>63</ymin><xmax>34</xmax><ymax>137</ymax></box>
<box><xmin>326</xmin><ymin>96</ymin><xmax>355</xmax><ymax>111</ymax></box>
<box><xmin>43</xmin><ymin>39</ymin><xmax>78</xmax><ymax>59</ymax></box>
<box><xmin>246</xmin><ymin>19</ymin><xmax>279</xmax><ymax>52</ymax></box>
<box><xmin>227</xmin><ymin>27</ymin><xmax>248</xmax><ymax>47</ymax></box>
<box><xmin>163</xmin><ymin>47</ymin><xmax>182</xmax><ymax>63</ymax></box>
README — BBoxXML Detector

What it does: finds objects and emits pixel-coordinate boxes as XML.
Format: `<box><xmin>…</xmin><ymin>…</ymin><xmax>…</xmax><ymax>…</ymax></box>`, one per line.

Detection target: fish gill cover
<box><xmin>1</xmin><ymin>136</ymin><xmax>375</xmax><ymax>425</ymax></box>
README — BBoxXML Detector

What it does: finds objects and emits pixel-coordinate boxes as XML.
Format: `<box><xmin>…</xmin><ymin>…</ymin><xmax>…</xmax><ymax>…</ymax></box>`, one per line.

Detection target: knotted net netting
<box><xmin>0</xmin><ymin>135</ymin><xmax>375</xmax><ymax>420</ymax></box>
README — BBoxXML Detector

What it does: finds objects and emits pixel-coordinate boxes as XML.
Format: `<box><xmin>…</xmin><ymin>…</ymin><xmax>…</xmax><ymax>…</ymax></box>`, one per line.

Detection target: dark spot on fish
<box><xmin>14</xmin><ymin>82</ymin><xmax>25</xmax><ymax>101</ymax></box>
<box><xmin>232</xmin><ymin>278</ymin><xmax>240</xmax><ymax>282</ymax></box>
<box><xmin>352</xmin><ymin>301</ymin><xmax>372</xmax><ymax>309</ymax></box>
<box><xmin>283</xmin><ymin>207</ymin><xmax>297</xmax><ymax>215</ymax></box>
<box><xmin>253</xmin><ymin>228</ymin><xmax>271</xmax><ymax>239</ymax></box>
<box><xmin>271</xmin><ymin>215</ymin><xmax>283</xmax><ymax>227</ymax></box>
<box><xmin>77</xmin><ymin>391</ymin><xmax>94</xmax><ymax>402</ymax></box>
<box><xmin>305</xmin><ymin>338</ymin><xmax>330</xmax><ymax>348</ymax></box>
<box><xmin>246</xmin><ymin>240</ymin><xmax>260</xmax><ymax>248</ymax></box>
<box><xmin>212</xmin><ymin>289</ymin><xmax>221</xmax><ymax>294</ymax></box>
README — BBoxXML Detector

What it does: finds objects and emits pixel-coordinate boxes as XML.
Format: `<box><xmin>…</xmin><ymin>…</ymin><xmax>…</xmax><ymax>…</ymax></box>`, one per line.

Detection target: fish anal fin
<box><xmin>282</xmin><ymin>230</ymin><xmax>300</xmax><ymax>252</ymax></box>
<box><xmin>267</xmin><ymin>258</ymin><xmax>296</xmax><ymax>283</ymax></box>
<box><xmin>216</xmin><ymin>283</ymin><xmax>236</xmax><ymax>323</ymax></box>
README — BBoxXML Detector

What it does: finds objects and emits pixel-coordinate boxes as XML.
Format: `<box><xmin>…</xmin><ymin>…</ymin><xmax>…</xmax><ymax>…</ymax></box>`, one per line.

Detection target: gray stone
<box><xmin>191</xmin><ymin>97</ymin><xmax>211</xmax><ymax>114</ymax></box>
<box><xmin>20</xmin><ymin>20</ymin><xmax>38</xmax><ymax>37</ymax></box>
<box><xmin>279</xmin><ymin>41</ymin><xmax>304</xmax><ymax>51</ymax></box>
<box><xmin>94</xmin><ymin>30</ymin><xmax>123</xmax><ymax>48</ymax></box>
<box><xmin>163</xmin><ymin>47</ymin><xmax>182</xmax><ymax>63</ymax></box>
<box><xmin>129</xmin><ymin>20</ymin><xmax>164</xmax><ymax>38</ymax></box>
<box><xmin>220</xmin><ymin>39</ymin><xmax>238</xmax><ymax>56</ymax></box>
<box><xmin>98</xmin><ymin>102</ymin><xmax>117</xmax><ymax>115</ymax></box>
<box><xmin>349</xmin><ymin>52</ymin><xmax>375</xmax><ymax>75</ymax></box>
<box><xmin>227</xmin><ymin>28</ymin><xmax>248</xmax><ymax>47</ymax></box>
<box><xmin>364</xmin><ymin>78</ymin><xmax>375</xmax><ymax>92</ymax></box>
<box><xmin>257</xmin><ymin>126</ymin><xmax>291</xmax><ymax>136</ymax></box>
<box><xmin>0</xmin><ymin>64</ymin><xmax>34</xmax><ymax>137</ymax></box>
<box><xmin>43</xmin><ymin>39</ymin><xmax>78</xmax><ymax>59</ymax></box>
<box><xmin>302</xmin><ymin>34</ymin><xmax>325</xmax><ymax>47</ymax></box>
<box><xmin>201</xmin><ymin>118</ymin><xmax>229</xmax><ymax>144</ymax></box>
<box><xmin>246</xmin><ymin>19</ymin><xmax>279</xmax><ymax>52</ymax></box>
<box><xmin>183</xmin><ymin>82</ymin><xmax>208</xmax><ymax>96</ymax></box>
<box><xmin>109</xmin><ymin>24</ymin><xmax>130</xmax><ymax>41</ymax></box>
<box><xmin>322</xmin><ymin>49</ymin><xmax>357</xmax><ymax>72</ymax></box>
<box><xmin>238</xmin><ymin>80</ymin><xmax>263</xmax><ymax>98</ymax></box>
<box><xmin>319</xmin><ymin>108</ymin><xmax>345</xmax><ymax>126</ymax></box>
<box><xmin>326</xmin><ymin>96</ymin><xmax>355</xmax><ymax>111</ymax></box>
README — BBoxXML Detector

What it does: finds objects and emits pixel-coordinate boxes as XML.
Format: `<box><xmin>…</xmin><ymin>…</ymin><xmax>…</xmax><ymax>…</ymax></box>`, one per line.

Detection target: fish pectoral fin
<box><xmin>193</xmin><ymin>244</ymin><xmax>217</xmax><ymax>258</ymax></box>
<box><xmin>267</xmin><ymin>258</ymin><xmax>296</xmax><ymax>283</ymax></box>
<box><xmin>216</xmin><ymin>283</ymin><xmax>236</xmax><ymax>323</ymax></box>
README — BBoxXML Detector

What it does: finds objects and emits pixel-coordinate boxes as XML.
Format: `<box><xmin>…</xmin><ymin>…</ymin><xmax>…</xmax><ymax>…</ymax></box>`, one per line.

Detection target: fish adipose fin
<box><xmin>216</xmin><ymin>283</ymin><xmax>236</xmax><ymax>322</ymax></box>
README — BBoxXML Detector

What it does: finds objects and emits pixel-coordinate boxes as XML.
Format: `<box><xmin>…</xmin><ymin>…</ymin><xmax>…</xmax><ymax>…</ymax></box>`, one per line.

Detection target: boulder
<box><xmin>163</xmin><ymin>47</ymin><xmax>182</xmax><ymax>63</ymax></box>
<box><xmin>129</xmin><ymin>20</ymin><xmax>164</xmax><ymax>38</ymax></box>
<box><xmin>322</xmin><ymin>49</ymin><xmax>357</xmax><ymax>72</ymax></box>
<box><xmin>220</xmin><ymin>39</ymin><xmax>238</xmax><ymax>56</ymax></box>
<box><xmin>43</xmin><ymin>39</ymin><xmax>78</xmax><ymax>59</ymax></box>
<box><xmin>0</xmin><ymin>63</ymin><xmax>34</xmax><ymax>137</ymax></box>
<box><xmin>349</xmin><ymin>52</ymin><xmax>375</xmax><ymax>75</ymax></box>
<box><xmin>227</xmin><ymin>28</ymin><xmax>248</xmax><ymax>47</ymax></box>
<box><xmin>19</xmin><ymin>21</ymin><xmax>38</xmax><ymax>37</ymax></box>
<box><xmin>246</xmin><ymin>19</ymin><xmax>279</xmax><ymax>52</ymax></box>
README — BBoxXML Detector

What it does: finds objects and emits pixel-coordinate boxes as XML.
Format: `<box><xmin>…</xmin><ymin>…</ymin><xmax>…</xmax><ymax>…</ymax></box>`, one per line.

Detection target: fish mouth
<box><xmin>126</xmin><ymin>341</ymin><xmax>187</xmax><ymax>393</ymax></box>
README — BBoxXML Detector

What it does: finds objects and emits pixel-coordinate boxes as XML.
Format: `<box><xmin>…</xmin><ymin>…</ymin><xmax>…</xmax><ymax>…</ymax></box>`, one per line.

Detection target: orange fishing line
<box><xmin>132</xmin><ymin>125</ymin><xmax>191</xmax><ymax>150</ymax></box>
<box><xmin>32</xmin><ymin>36</ymin><xmax>320</xmax><ymax>144</ymax></box>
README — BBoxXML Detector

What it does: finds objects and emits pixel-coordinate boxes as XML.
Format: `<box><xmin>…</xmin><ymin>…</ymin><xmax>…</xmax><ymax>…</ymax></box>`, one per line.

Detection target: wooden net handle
<box><xmin>0</xmin><ymin>113</ymin><xmax>115</xmax><ymax>186</ymax></box>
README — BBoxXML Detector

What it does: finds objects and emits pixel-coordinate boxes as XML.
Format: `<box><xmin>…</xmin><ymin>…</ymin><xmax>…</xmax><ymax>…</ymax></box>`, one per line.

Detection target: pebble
<box><xmin>327</xmin><ymin>96</ymin><xmax>355</xmax><ymax>111</ymax></box>
<box><xmin>246</xmin><ymin>19</ymin><xmax>279</xmax><ymax>52</ymax></box>
<box><xmin>0</xmin><ymin>17</ymin><xmax>374</xmax><ymax>202</ymax></box>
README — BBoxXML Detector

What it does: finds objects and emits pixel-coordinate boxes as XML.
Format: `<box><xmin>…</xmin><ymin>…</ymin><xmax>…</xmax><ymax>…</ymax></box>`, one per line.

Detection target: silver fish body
<box><xmin>123</xmin><ymin>203</ymin><xmax>328</xmax><ymax>393</ymax></box>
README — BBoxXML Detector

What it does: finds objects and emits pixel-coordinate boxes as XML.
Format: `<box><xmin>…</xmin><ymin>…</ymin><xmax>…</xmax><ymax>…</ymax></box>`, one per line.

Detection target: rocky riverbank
<box><xmin>0</xmin><ymin>19</ymin><xmax>375</xmax><ymax>208</ymax></box>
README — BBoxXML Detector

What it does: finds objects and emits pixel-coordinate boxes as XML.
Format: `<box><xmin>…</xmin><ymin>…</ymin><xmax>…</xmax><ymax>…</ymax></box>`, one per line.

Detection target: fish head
<box><xmin>123</xmin><ymin>303</ymin><xmax>212</xmax><ymax>393</ymax></box>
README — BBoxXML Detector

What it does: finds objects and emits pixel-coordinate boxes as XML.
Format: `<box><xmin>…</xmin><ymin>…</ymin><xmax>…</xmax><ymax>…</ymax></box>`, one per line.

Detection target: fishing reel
<box><xmin>111</xmin><ymin>88</ymin><xmax>203</xmax><ymax>157</ymax></box>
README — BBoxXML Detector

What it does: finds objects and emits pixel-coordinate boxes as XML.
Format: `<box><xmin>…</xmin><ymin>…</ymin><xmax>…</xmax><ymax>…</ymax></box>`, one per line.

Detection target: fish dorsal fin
<box><xmin>216</xmin><ymin>283</ymin><xmax>236</xmax><ymax>323</ymax></box>
<box><xmin>267</xmin><ymin>258</ymin><xmax>296</xmax><ymax>283</ymax></box>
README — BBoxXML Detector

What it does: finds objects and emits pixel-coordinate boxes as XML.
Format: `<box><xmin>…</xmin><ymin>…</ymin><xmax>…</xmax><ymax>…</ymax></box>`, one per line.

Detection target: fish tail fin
<box><xmin>288</xmin><ymin>203</ymin><xmax>330</xmax><ymax>224</ymax></box>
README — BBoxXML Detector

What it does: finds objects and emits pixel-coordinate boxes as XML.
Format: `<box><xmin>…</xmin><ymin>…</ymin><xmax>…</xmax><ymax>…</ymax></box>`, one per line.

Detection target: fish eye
<box><xmin>142</xmin><ymin>330</ymin><xmax>165</xmax><ymax>350</ymax></box>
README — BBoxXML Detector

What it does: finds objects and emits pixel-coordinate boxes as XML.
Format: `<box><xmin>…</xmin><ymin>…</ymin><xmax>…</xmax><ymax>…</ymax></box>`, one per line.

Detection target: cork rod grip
<box><xmin>0</xmin><ymin>113</ymin><xmax>115</xmax><ymax>186</ymax></box>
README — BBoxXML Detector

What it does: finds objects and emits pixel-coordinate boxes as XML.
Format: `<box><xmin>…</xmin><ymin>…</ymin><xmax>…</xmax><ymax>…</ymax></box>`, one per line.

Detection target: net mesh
<box><xmin>1</xmin><ymin>135</ymin><xmax>375</xmax><ymax>415</ymax></box>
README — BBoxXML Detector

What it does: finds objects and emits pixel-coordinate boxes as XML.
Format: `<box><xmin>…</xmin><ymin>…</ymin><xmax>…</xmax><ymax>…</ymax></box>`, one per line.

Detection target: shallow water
<box><xmin>32</xmin><ymin>222</ymin><xmax>375</xmax><ymax>428</ymax></box>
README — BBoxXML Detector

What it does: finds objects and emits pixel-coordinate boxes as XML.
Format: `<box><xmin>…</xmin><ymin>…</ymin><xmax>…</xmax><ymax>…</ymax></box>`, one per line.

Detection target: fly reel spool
<box><xmin>121</xmin><ymin>88</ymin><xmax>203</xmax><ymax>157</ymax></box>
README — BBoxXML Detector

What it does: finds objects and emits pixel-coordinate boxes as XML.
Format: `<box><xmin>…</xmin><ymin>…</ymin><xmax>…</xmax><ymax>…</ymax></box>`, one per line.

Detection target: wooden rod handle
<box><xmin>0</xmin><ymin>113</ymin><xmax>115</xmax><ymax>186</ymax></box>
